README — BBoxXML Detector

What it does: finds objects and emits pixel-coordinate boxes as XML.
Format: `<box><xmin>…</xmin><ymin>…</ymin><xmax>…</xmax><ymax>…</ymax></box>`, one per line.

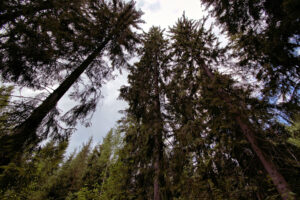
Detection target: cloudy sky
<box><xmin>66</xmin><ymin>0</ymin><xmax>207</xmax><ymax>152</ymax></box>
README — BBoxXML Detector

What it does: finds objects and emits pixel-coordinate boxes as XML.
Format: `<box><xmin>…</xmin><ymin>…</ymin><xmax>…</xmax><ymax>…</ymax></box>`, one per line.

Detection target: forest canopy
<box><xmin>0</xmin><ymin>0</ymin><xmax>299</xmax><ymax>200</ymax></box>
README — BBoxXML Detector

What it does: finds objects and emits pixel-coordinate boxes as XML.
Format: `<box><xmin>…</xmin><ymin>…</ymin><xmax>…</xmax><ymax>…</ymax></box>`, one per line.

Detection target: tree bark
<box><xmin>199</xmin><ymin>62</ymin><xmax>295</xmax><ymax>200</ymax></box>
<box><xmin>236</xmin><ymin>116</ymin><xmax>293</xmax><ymax>200</ymax></box>
<box><xmin>153</xmin><ymin>135</ymin><xmax>162</xmax><ymax>200</ymax></box>
<box><xmin>153</xmin><ymin>55</ymin><xmax>163</xmax><ymax>200</ymax></box>
<box><xmin>0</xmin><ymin>38</ymin><xmax>110</xmax><ymax>166</ymax></box>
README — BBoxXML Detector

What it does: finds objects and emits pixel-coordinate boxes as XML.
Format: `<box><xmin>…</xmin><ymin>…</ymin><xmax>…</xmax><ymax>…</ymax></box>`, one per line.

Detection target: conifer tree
<box><xmin>168</xmin><ymin>16</ymin><xmax>297</xmax><ymax>199</ymax></box>
<box><xmin>60</xmin><ymin>128</ymin><xmax>124</xmax><ymax>200</ymax></box>
<box><xmin>0</xmin><ymin>0</ymin><xmax>143</xmax><ymax>166</ymax></box>
<box><xmin>120</xmin><ymin>27</ymin><xmax>170</xmax><ymax>200</ymax></box>
<box><xmin>0</xmin><ymin>139</ymin><xmax>68</xmax><ymax>199</ymax></box>
<box><xmin>200</xmin><ymin>0</ymin><xmax>300</xmax><ymax>113</ymax></box>
<box><xmin>1</xmin><ymin>2</ymin><xmax>298</xmax><ymax>199</ymax></box>
<box><xmin>94</xmin><ymin>128</ymin><xmax>127</xmax><ymax>200</ymax></box>
<box><xmin>46</xmin><ymin>139</ymin><xmax>92</xmax><ymax>200</ymax></box>
<box><xmin>81</xmin><ymin>129</ymin><xmax>115</xmax><ymax>195</ymax></box>
<box><xmin>1</xmin><ymin>0</ymin><xmax>93</xmax><ymax>87</ymax></box>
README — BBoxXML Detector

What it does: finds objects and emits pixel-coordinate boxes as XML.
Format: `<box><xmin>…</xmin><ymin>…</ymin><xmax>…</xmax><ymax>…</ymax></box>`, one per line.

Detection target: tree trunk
<box><xmin>199</xmin><ymin>62</ymin><xmax>295</xmax><ymax>200</ymax></box>
<box><xmin>153</xmin><ymin>56</ymin><xmax>163</xmax><ymax>200</ymax></box>
<box><xmin>153</xmin><ymin>135</ymin><xmax>162</xmax><ymax>200</ymax></box>
<box><xmin>236</xmin><ymin>117</ymin><xmax>293</xmax><ymax>200</ymax></box>
<box><xmin>0</xmin><ymin>38</ymin><xmax>110</xmax><ymax>166</ymax></box>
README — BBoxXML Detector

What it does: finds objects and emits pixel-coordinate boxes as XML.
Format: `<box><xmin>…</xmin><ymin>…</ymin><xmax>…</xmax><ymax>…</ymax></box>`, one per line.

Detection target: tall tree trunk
<box><xmin>153</xmin><ymin>134</ymin><xmax>162</xmax><ymax>200</ymax></box>
<box><xmin>198</xmin><ymin>62</ymin><xmax>295</xmax><ymax>200</ymax></box>
<box><xmin>0</xmin><ymin>38</ymin><xmax>110</xmax><ymax>166</ymax></box>
<box><xmin>153</xmin><ymin>57</ymin><xmax>163</xmax><ymax>200</ymax></box>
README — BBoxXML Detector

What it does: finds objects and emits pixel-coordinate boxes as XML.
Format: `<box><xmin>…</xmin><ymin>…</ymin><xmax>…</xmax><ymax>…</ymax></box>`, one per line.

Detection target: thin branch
<box><xmin>0</xmin><ymin>94</ymin><xmax>43</xmax><ymax>102</ymax></box>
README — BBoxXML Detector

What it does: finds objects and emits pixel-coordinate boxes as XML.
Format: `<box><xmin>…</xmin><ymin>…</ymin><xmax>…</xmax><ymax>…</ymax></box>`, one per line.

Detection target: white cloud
<box><xmin>147</xmin><ymin>0</ymin><xmax>161</xmax><ymax>12</ymax></box>
<box><xmin>138</xmin><ymin>0</ymin><xmax>205</xmax><ymax>31</ymax></box>
<box><xmin>67</xmin><ymin>71</ymin><xmax>128</xmax><ymax>153</ymax></box>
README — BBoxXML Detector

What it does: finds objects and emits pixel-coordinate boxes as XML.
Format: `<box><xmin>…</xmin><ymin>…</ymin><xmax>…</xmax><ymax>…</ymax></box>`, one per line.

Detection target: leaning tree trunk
<box><xmin>199</xmin><ymin>62</ymin><xmax>295</xmax><ymax>200</ymax></box>
<box><xmin>0</xmin><ymin>38</ymin><xmax>110</xmax><ymax>166</ymax></box>
<box><xmin>0</xmin><ymin>0</ymin><xmax>139</xmax><ymax>166</ymax></box>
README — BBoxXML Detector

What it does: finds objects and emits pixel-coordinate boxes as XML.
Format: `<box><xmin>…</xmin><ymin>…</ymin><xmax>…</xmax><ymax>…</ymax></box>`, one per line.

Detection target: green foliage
<box><xmin>46</xmin><ymin>139</ymin><xmax>92</xmax><ymax>200</ymax></box>
<box><xmin>0</xmin><ymin>139</ymin><xmax>68</xmax><ymax>200</ymax></box>
<box><xmin>66</xmin><ymin>187</ymin><xmax>100</xmax><ymax>200</ymax></box>
<box><xmin>287</xmin><ymin>114</ymin><xmax>300</xmax><ymax>138</ymax></box>
<box><xmin>120</xmin><ymin>27</ymin><xmax>171</xmax><ymax>200</ymax></box>
<box><xmin>0</xmin><ymin>86</ymin><xmax>13</xmax><ymax>135</ymax></box>
<box><xmin>1</xmin><ymin>0</ymin><xmax>91</xmax><ymax>87</ymax></box>
<box><xmin>0</xmin><ymin>1</ymin><xmax>299</xmax><ymax>199</ymax></box>
<box><xmin>201</xmin><ymin>0</ymin><xmax>300</xmax><ymax>110</ymax></box>
<box><xmin>167</xmin><ymin>14</ymin><xmax>300</xmax><ymax>199</ymax></box>
<box><xmin>287</xmin><ymin>115</ymin><xmax>300</xmax><ymax>148</ymax></box>
<box><xmin>0</xmin><ymin>0</ymin><xmax>143</xmax><ymax>170</ymax></box>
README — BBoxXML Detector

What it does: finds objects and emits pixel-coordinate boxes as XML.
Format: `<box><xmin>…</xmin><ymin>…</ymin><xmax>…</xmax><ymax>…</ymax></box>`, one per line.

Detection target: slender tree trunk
<box><xmin>153</xmin><ymin>57</ymin><xmax>163</xmax><ymax>200</ymax></box>
<box><xmin>236</xmin><ymin>117</ymin><xmax>293</xmax><ymax>200</ymax></box>
<box><xmin>153</xmin><ymin>135</ymin><xmax>162</xmax><ymax>200</ymax></box>
<box><xmin>256</xmin><ymin>192</ymin><xmax>263</xmax><ymax>200</ymax></box>
<box><xmin>198</xmin><ymin>62</ymin><xmax>295</xmax><ymax>200</ymax></box>
<box><xmin>0</xmin><ymin>38</ymin><xmax>110</xmax><ymax>166</ymax></box>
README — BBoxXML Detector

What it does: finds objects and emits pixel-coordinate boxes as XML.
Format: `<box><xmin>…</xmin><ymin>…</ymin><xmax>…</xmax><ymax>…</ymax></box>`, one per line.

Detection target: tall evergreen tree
<box><xmin>115</xmin><ymin>115</ymin><xmax>154</xmax><ymax>199</ymax></box>
<box><xmin>51</xmin><ymin>128</ymin><xmax>123</xmax><ymax>200</ymax></box>
<box><xmin>168</xmin><ymin>15</ymin><xmax>297</xmax><ymax>199</ymax></box>
<box><xmin>46</xmin><ymin>139</ymin><xmax>92</xmax><ymax>200</ymax></box>
<box><xmin>165</xmin><ymin>16</ymin><xmax>263</xmax><ymax>199</ymax></box>
<box><xmin>0</xmin><ymin>139</ymin><xmax>68</xmax><ymax>199</ymax></box>
<box><xmin>120</xmin><ymin>27</ymin><xmax>170</xmax><ymax>200</ymax></box>
<box><xmin>1</xmin><ymin>2</ymin><xmax>298</xmax><ymax>199</ymax></box>
<box><xmin>200</xmin><ymin>0</ymin><xmax>300</xmax><ymax>114</ymax></box>
<box><xmin>81</xmin><ymin>129</ymin><xmax>116</xmax><ymax>197</ymax></box>
<box><xmin>0</xmin><ymin>0</ymin><xmax>93</xmax><ymax>87</ymax></box>
<box><xmin>0</xmin><ymin>0</ymin><xmax>143</xmax><ymax>166</ymax></box>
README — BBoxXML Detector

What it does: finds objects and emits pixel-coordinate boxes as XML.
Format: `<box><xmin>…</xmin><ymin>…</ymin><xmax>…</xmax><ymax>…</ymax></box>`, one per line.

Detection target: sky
<box><xmin>66</xmin><ymin>0</ymin><xmax>207</xmax><ymax>152</ymax></box>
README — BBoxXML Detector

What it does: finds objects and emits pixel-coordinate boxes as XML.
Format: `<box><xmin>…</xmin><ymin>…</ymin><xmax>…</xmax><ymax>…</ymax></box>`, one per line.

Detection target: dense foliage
<box><xmin>0</xmin><ymin>0</ymin><xmax>143</xmax><ymax>166</ymax></box>
<box><xmin>0</xmin><ymin>0</ymin><xmax>299</xmax><ymax>199</ymax></box>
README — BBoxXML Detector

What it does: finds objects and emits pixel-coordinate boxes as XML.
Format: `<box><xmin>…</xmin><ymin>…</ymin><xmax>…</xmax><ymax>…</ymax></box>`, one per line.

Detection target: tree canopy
<box><xmin>0</xmin><ymin>1</ymin><xmax>299</xmax><ymax>199</ymax></box>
